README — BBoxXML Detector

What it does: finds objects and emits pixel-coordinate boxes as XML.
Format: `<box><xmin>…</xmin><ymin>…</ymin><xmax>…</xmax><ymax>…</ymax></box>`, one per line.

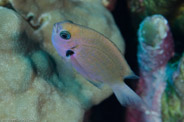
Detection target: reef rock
<box><xmin>126</xmin><ymin>15</ymin><xmax>174</xmax><ymax>122</ymax></box>
<box><xmin>0</xmin><ymin>0</ymin><xmax>125</xmax><ymax>121</ymax></box>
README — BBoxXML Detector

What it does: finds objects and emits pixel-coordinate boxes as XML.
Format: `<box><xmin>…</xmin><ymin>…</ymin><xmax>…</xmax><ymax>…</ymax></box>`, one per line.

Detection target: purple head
<box><xmin>51</xmin><ymin>20</ymin><xmax>77</xmax><ymax>59</ymax></box>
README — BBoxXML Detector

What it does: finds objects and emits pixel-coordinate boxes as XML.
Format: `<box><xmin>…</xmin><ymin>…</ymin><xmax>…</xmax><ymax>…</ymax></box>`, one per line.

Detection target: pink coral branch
<box><xmin>126</xmin><ymin>15</ymin><xmax>174</xmax><ymax>122</ymax></box>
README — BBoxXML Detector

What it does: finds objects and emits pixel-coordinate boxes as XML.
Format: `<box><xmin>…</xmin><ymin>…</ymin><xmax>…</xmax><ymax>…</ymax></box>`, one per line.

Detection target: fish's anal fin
<box><xmin>111</xmin><ymin>82</ymin><xmax>142</xmax><ymax>107</ymax></box>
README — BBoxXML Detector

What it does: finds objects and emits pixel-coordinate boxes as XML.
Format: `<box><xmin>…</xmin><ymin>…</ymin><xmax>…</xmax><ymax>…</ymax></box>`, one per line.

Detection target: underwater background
<box><xmin>0</xmin><ymin>0</ymin><xmax>184</xmax><ymax>122</ymax></box>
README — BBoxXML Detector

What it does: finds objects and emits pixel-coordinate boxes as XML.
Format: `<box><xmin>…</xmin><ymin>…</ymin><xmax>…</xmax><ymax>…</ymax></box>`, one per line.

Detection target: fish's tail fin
<box><xmin>111</xmin><ymin>82</ymin><xmax>143</xmax><ymax>108</ymax></box>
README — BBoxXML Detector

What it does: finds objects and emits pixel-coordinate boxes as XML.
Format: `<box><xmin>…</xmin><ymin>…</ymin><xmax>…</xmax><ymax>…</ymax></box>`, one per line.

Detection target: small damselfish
<box><xmin>51</xmin><ymin>20</ymin><xmax>142</xmax><ymax>107</ymax></box>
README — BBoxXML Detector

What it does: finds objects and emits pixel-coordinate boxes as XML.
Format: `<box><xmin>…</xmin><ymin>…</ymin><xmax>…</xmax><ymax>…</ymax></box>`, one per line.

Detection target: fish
<box><xmin>51</xmin><ymin>20</ymin><xmax>142</xmax><ymax>106</ymax></box>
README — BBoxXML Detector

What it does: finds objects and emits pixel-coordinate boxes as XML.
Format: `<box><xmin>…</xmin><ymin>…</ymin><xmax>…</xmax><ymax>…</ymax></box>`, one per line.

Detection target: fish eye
<box><xmin>60</xmin><ymin>31</ymin><xmax>71</xmax><ymax>40</ymax></box>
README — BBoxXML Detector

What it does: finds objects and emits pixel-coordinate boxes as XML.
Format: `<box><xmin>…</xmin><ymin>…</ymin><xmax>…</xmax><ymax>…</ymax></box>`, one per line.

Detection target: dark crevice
<box><xmin>2</xmin><ymin>3</ymin><xmax>16</xmax><ymax>11</ymax></box>
<box><xmin>27</xmin><ymin>15</ymin><xmax>34</xmax><ymax>23</ymax></box>
<box><xmin>17</xmin><ymin>31</ymin><xmax>41</xmax><ymax>55</ymax></box>
<box><xmin>25</xmin><ymin>16</ymin><xmax>42</xmax><ymax>30</ymax></box>
<box><xmin>1</xmin><ymin>2</ymin><xmax>41</xmax><ymax>30</ymax></box>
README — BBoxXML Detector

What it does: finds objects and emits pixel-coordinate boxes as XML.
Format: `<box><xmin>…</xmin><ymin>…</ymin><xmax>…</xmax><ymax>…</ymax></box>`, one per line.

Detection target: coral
<box><xmin>123</xmin><ymin>1</ymin><xmax>184</xmax><ymax>121</ymax></box>
<box><xmin>161</xmin><ymin>54</ymin><xmax>184</xmax><ymax>122</ymax></box>
<box><xmin>174</xmin><ymin>54</ymin><xmax>184</xmax><ymax>99</ymax></box>
<box><xmin>0</xmin><ymin>0</ymin><xmax>125</xmax><ymax>121</ymax></box>
<box><xmin>127</xmin><ymin>0</ymin><xmax>184</xmax><ymax>21</ymax></box>
<box><xmin>127</xmin><ymin>0</ymin><xmax>184</xmax><ymax>53</ymax></box>
<box><xmin>126</xmin><ymin>15</ymin><xmax>174</xmax><ymax>122</ymax></box>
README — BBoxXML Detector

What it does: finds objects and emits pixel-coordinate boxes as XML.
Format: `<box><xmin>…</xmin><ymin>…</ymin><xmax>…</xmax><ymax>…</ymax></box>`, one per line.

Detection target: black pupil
<box><xmin>66</xmin><ymin>50</ymin><xmax>74</xmax><ymax>57</ymax></box>
<box><xmin>61</xmin><ymin>34</ymin><xmax>67</xmax><ymax>39</ymax></box>
<box><xmin>60</xmin><ymin>31</ymin><xmax>71</xmax><ymax>40</ymax></box>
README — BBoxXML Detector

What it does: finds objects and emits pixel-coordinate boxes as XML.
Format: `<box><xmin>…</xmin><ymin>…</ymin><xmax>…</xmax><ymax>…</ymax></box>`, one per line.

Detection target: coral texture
<box><xmin>0</xmin><ymin>0</ymin><xmax>125</xmax><ymax>121</ymax></box>
<box><xmin>124</xmin><ymin>0</ymin><xmax>184</xmax><ymax>121</ymax></box>
<box><xmin>127</xmin><ymin>0</ymin><xmax>184</xmax><ymax>53</ymax></box>
<box><xmin>174</xmin><ymin>55</ymin><xmax>184</xmax><ymax>99</ymax></box>
<box><xmin>161</xmin><ymin>54</ymin><xmax>184</xmax><ymax>122</ymax></box>
<box><xmin>126</xmin><ymin>15</ymin><xmax>174</xmax><ymax>122</ymax></box>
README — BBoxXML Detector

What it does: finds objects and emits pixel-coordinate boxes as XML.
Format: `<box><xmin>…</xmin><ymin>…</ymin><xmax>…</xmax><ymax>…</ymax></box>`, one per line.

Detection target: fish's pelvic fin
<box><xmin>111</xmin><ymin>82</ymin><xmax>142</xmax><ymax>107</ymax></box>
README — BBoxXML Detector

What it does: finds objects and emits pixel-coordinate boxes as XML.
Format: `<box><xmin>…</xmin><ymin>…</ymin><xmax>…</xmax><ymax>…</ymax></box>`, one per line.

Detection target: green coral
<box><xmin>138</xmin><ymin>15</ymin><xmax>168</xmax><ymax>47</ymax></box>
<box><xmin>161</xmin><ymin>55</ymin><xmax>184</xmax><ymax>122</ymax></box>
<box><xmin>161</xmin><ymin>84</ymin><xmax>183</xmax><ymax>122</ymax></box>
<box><xmin>139</xmin><ymin>19</ymin><xmax>161</xmax><ymax>47</ymax></box>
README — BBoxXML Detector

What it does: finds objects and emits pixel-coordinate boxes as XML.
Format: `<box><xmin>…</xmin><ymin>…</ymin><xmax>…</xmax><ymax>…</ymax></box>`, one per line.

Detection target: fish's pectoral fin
<box><xmin>88</xmin><ymin>80</ymin><xmax>104</xmax><ymax>89</ymax></box>
<box><xmin>111</xmin><ymin>82</ymin><xmax>142</xmax><ymax>107</ymax></box>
